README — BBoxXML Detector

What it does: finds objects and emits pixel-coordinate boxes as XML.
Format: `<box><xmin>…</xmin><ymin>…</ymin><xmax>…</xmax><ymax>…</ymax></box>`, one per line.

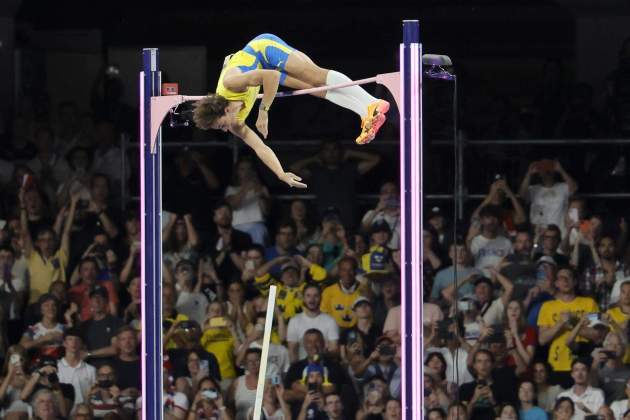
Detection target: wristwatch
<box><xmin>259</xmin><ymin>103</ymin><xmax>271</xmax><ymax>112</ymax></box>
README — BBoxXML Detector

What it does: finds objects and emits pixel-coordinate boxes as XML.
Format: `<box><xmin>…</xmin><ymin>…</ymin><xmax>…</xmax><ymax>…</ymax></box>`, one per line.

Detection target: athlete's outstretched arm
<box><xmin>230</xmin><ymin>123</ymin><xmax>307</xmax><ymax>189</ymax></box>
<box><xmin>224</xmin><ymin>69</ymin><xmax>280</xmax><ymax>138</ymax></box>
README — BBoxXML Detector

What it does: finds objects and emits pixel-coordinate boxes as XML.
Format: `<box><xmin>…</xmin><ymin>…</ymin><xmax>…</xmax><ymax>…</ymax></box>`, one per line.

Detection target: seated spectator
<box><xmin>20</xmin><ymin>356</ymin><xmax>74</xmax><ymax>418</ymax></box>
<box><xmin>57</xmin><ymin>328</ymin><xmax>96</xmax><ymax>407</ymax></box>
<box><xmin>446</xmin><ymin>402</ymin><xmax>467</xmax><ymax>420</ymax></box>
<box><xmin>0</xmin><ymin>245</ymin><xmax>28</xmax><ymax>340</ymax></box>
<box><xmin>340</xmin><ymin>297</ymin><xmax>380</xmax><ymax>365</ymax></box>
<box><xmin>424</xmin><ymin>352</ymin><xmax>458</xmax><ymax>401</ymax></box>
<box><xmin>20</xmin><ymin>294</ymin><xmax>66</xmax><ymax>361</ymax></box>
<box><xmin>70</xmin><ymin>403</ymin><xmax>94</xmax><ymax>420</ymax></box>
<box><xmin>0</xmin><ymin>346</ymin><xmax>30</xmax><ymax>417</ymax></box>
<box><xmin>294</xmin><ymin>245</ymin><xmax>329</xmax><ymax>286</ymax></box>
<box><xmin>20</xmin><ymin>188</ymin><xmax>76</xmax><ymax>305</ymax></box>
<box><xmin>78</xmin><ymin>285</ymin><xmax>124</xmax><ymax>369</ymax></box>
<box><xmin>518</xmin><ymin>159</ymin><xmax>578</xmax><ymax>235</ymax></box>
<box><xmin>553</xmin><ymin>397</ymin><xmax>575</xmax><ymax>420</ymax></box>
<box><xmin>284</xmin><ymin>329</ymin><xmax>356</xmax><ymax>419</ymax></box>
<box><xmin>226</xmin><ymin>348</ymin><xmax>262</xmax><ymax>420</ymax></box>
<box><xmin>68</xmin><ymin>258</ymin><xmax>118</xmax><ymax>321</ymax></box>
<box><xmin>355</xmin><ymin>376</ymin><xmax>390</xmax><ymax>420</ymax></box>
<box><xmin>264</xmin><ymin>221</ymin><xmax>300</xmax><ymax>279</ymax></box>
<box><xmin>162</xmin><ymin>369</ymin><xmax>189</xmax><ymax>420</ymax></box>
<box><xmin>361</xmin><ymin>181</ymin><xmax>401</xmax><ymax>251</ymax></box>
<box><xmin>208</xmin><ymin>202</ymin><xmax>253</xmax><ymax>283</ymax></box>
<box><xmin>533</xmin><ymin>224</ymin><xmax>569</xmax><ymax>266</ymax></box>
<box><xmin>467</xmin><ymin>204</ymin><xmax>513</xmax><ymax>278</ymax></box>
<box><xmin>424</xmin><ymin>368</ymin><xmax>452</xmax><ymax>412</ymax></box>
<box><xmin>425</xmin><ymin>319</ymin><xmax>474</xmax><ymax>386</ymax></box>
<box><xmin>610</xmin><ymin>377</ymin><xmax>630</xmax><ymax>420</ymax></box>
<box><xmin>321</xmin><ymin>257</ymin><xmax>367</xmax><ymax>329</ymax></box>
<box><xmin>240</xmin><ymin>244</ymin><xmax>268</xmax><ymax>295</ymax></box>
<box><xmin>496</xmin><ymin>403</ymin><xmax>519</xmax><ymax>420</ymax></box>
<box><xmin>185</xmin><ymin>376</ymin><xmax>230</xmax><ymax>420</ymax></box>
<box><xmin>288</xmin><ymin>199</ymin><xmax>320</xmax><ymax>253</ymax></box>
<box><xmin>225</xmin><ymin>281</ymin><xmax>248</xmax><ymax>336</ymax></box>
<box><xmin>372</xmin><ymin>274</ymin><xmax>400</xmax><ymax>332</ymax></box>
<box><xmin>517</xmin><ymin>379</ymin><xmax>547</xmax><ymax>420</ymax></box>
<box><xmin>500</xmin><ymin>230</ymin><xmax>537</xmax><ymax>300</ymax></box>
<box><xmin>430</xmin><ymin>242</ymin><xmax>480</xmax><ymax>303</ymax></box>
<box><xmin>383</xmin><ymin>304</ymin><xmax>401</xmax><ymax>356</ymax></box>
<box><xmin>360</xmin><ymin>220</ymin><xmax>393</xmax><ymax>275</ymax></box>
<box><xmin>31</xmin><ymin>388</ymin><xmax>64</xmax><ymax>420</ymax></box>
<box><xmin>470</xmin><ymin>177</ymin><xmax>527</xmax><ymax>238</ymax></box>
<box><xmin>591</xmin><ymin>330</ymin><xmax>630</xmax><ymax>404</ymax></box>
<box><xmin>531</xmin><ymin>361</ymin><xmax>563</xmax><ymax>414</ymax></box>
<box><xmin>606</xmin><ymin>279</ymin><xmax>630</xmax><ymax>363</ymax></box>
<box><xmin>224</xmin><ymin>156</ymin><xmax>271</xmax><ymax>246</ymax></box>
<box><xmin>110</xmin><ymin>326</ymin><xmax>141</xmax><ymax>405</ymax></box>
<box><xmin>596</xmin><ymin>235</ymin><xmax>628</xmax><ymax>305</ymax></box>
<box><xmin>174</xmin><ymin>259</ymin><xmax>208</xmax><ymax>325</ymax></box>
<box><xmin>323</xmin><ymin>392</ymin><xmax>345</xmax><ymax>420</ymax></box>
<box><xmin>384</xmin><ymin>399</ymin><xmax>402</xmax><ymax>420</ymax></box>
<box><xmin>557</xmin><ymin>358</ymin><xmax>605</xmax><ymax>420</ymax></box>
<box><xmin>200</xmin><ymin>301</ymin><xmax>241</xmax><ymax>389</ymax></box>
<box><xmin>353</xmin><ymin>335</ymin><xmax>398</xmax><ymax>387</ymax></box>
<box><xmin>287</xmin><ymin>284</ymin><xmax>339</xmax><ymax>362</ymax></box>
<box><xmin>537</xmin><ymin>266</ymin><xmax>599</xmax><ymax>386</ymax></box>
<box><xmin>295</xmin><ymin>365</ymin><xmax>328</xmax><ymax>420</ymax></box>
<box><xmin>163</xmin><ymin>213</ymin><xmax>200</xmax><ymax>273</ymax></box>
<box><xmin>503</xmin><ymin>299</ymin><xmax>537</xmax><ymax>375</ymax></box>
<box><xmin>246</xmin><ymin>379</ymin><xmax>290</xmax><ymax>420</ymax></box>
<box><xmin>315</xmin><ymin>209</ymin><xmax>349</xmax><ymax>272</ymax></box>
<box><xmin>427</xmin><ymin>407</ymin><xmax>447</xmax><ymax>420</ymax></box>
<box><xmin>525</xmin><ymin>256</ymin><xmax>557</xmax><ymax>327</ymax></box>
<box><xmin>87</xmin><ymin>363</ymin><xmax>120</xmax><ymax>418</ymax></box>
<box><xmin>458</xmin><ymin>349</ymin><xmax>518</xmax><ymax>420</ymax></box>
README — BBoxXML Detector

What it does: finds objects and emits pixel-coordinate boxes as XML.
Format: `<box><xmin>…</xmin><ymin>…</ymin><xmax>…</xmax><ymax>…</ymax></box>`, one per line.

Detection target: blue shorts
<box><xmin>240</xmin><ymin>33</ymin><xmax>295</xmax><ymax>85</ymax></box>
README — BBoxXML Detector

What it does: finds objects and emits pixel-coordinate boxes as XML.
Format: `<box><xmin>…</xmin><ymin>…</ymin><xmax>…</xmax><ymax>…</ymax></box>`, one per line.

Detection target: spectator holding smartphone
<box><xmin>353</xmin><ymin>336</ymin><xmax>398</xmax><ymax>387</ymax></box>
<box><xmin>557</xmin><ymin>358</ymin><xmax>605</xmax><ymax>420</ymax></box>
<box><xmin>590</xmin><ymin>330</ymin><xmax>630</xmax><ymax>403</ymax></box>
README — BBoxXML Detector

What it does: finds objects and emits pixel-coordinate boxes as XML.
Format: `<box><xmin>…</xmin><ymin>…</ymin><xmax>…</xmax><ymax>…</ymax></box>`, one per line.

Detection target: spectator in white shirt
<box><xmin>557</xmin><ymin>358</ymin><xmax>605</xmax><ymax>420</ymax></box>
<box><xmin>467</xmin><ymin>205</ymin><xmax>513</xmax><ymax>277</ymax></box>
<box><xmin>287</xmin><ymin>283</ymin><xmax>339</xmax><ymax>362</ymax></box>
<box><xmin>57</xmin><ymin>328</ymin><xmax>96</xmax><ymax>407</ymax></box>
<box><xmin>518</xmin><ymin>159</ymin><xmax>578</xmax><ymax>236</ymax></box>
<box><xmin>610</xmin><ymin>377</ymin><xmax>630</xmax><ymax>420</ymax></box>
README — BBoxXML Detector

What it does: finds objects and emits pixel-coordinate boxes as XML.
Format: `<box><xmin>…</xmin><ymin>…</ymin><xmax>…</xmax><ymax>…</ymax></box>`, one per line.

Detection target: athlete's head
<box><xmin>192</xmin><ymin>95</ymin><xmax>233</xmax><ymax>131</ymax></box>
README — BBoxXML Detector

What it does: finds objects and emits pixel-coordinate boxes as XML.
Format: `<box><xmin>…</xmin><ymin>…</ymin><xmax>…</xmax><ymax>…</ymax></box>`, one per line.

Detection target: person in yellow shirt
<box><xmin>21</xmin><ymin>189</ymin><xmax>77</xmax><ymax>305</ymax></box>
<box><xmin>321</xmin><ymin>257</ymin><xmax>367</xmax><ymax>329</ymax></box>
<box><xmin>361</xmin><ymin>220</ymin><xmax>392</xmax><ymax>274</ymax></box>
<box><xmin>605</xmin><ymin>279</ymin><xmax>630</xmax><ymax>363</ymax></box>
<box><xmin>192</xmin><ymin>34</ymin><xmax>390</xmax><ymax>190</ymax></box>
<box><xmin>537</xmin><ymin>267</ymin><xmax>599</xmax><ymax>387</ymax></box>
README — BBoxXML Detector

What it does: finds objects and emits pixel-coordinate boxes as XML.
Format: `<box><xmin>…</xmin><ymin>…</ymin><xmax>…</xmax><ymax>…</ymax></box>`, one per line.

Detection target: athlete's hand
<box><xmin>256</xmin><ymin>110</ymin><xmax>269</xmax><ymax>139</ymax></box>
<box><xmin>279</xmin><ymin>172</ymin><xmax>307</xmax><ymax>189</ymax></box>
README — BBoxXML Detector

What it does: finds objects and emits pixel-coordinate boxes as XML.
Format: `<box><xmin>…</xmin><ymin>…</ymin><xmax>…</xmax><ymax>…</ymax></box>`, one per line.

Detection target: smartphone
<box><xmin>601</xmin><ymin>350</ymin><xmax>617</xmax><ymax>359</ymax></box>
<box><xmin>308</xmin><ymin>382</ymin><xmax>318</xmax><ymax>392</ymax></box>
<box><xmin>271</xmin><ymin>375</ymin><xmax>281</xmax><ymax>385</ymax></box>
<box><xmin>378</xmin><ymin>344</ymin><xmax>395</xmax><ymax>356</ymax></box>
<box><xmin>209</xmin><ymin>317</ymin><xmax>227</xmax><ymax>328</ymax></box>
<box><xmin>201</xmin><ymin>389</ymin><xmax>218</xmax><ymax>400</ymax></box>
<box><xmin>10</xmin><ymin>354</ymin><xmax>21</xmax><ymax>366</ymax></box>
<box><xmin>245</xmin><ymin>260</ymin><xmax>256</xmax><ymax>271</ymax></box>
<box><xmin>586</xmin><ymin>312</ymin><xmax>601</xmax><ymax>323</ymax></box>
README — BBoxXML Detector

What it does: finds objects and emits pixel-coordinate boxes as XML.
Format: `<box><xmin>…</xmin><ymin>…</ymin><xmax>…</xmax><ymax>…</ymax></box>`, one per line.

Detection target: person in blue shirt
<box><xmin>518</xmin><ymin>380</ymin><xmax>549</xmax><ymax>420</ymax></box>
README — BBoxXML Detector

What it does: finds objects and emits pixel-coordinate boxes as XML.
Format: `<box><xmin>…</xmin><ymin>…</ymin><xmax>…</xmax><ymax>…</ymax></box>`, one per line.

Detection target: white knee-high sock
<box><xmin>324</xmin><ymin>70</ymin><xmax>378</xmax><ymax>118</ymax></box>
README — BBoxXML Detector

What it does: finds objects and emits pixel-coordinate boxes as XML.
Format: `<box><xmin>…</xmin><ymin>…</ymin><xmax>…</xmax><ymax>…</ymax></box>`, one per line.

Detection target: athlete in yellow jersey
<box><xmin>192</xmin><ymin>33</ymin><xmax>389</xmax><ymax>189</ymax></box>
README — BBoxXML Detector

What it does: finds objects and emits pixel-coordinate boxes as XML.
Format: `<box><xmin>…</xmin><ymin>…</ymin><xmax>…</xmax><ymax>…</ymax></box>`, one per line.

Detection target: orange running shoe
<box><xmin>355</xmin><ymin>99</ymin><xmax>390</xmax><ymax>145</ymax></box>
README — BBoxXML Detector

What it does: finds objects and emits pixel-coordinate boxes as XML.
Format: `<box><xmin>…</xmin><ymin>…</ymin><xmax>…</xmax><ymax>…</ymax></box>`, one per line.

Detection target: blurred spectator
<box><xmin>185</xmin><ymin>376</ymin><xmax>229</xmax><ymax>420</ymax></box>
<box><xmin>533</xmin><ymin>225</ymin><xmax>569</xmax><ymax>266</ymax></box>
<box><xmin>500</xmin><ymin>230</ymin><xmax>536</xmax><ymax>300</ymax></box>
<box><xmin>21</xmin><ymin>189</ymin><xmax>76</xmax><ymax>305</ymax></box>
<box><xmin>290</xmin><ymin>140</ymin><xmax>380</xmax><ymax>228</ymax></box>
<box><xmin>27</xmin><ymin>126</ymin><xmax>71</xmax><ymax>205</ymax></box>
<box><xmin>110</xmin><ymin>326</ymin><xmax>141</xmax><ymax>395</ymax></box>
<box><xmin>591</xmin><ymin>330</ymin><xmax>630</xmax><ymax>403</ymax></box>
<box><xmin>518</xmin><ymin>159</ymin><xmax>578</xmax><ymax>236</ymax></box>
<box><xmin>68</xmin><ymin>259</ymin><xmax>118</xmax><ymax>321</ymax></box>
<box><xmin>605</xmin><ymin>279</ymin><xmax>630</xmax><ymax>363</ymax></box>
<box><xmin>57</xmin><ymin>328</ymin><xmax>96</xmax><ymax>407</ymax></box>
<box><xmin>517</xmin><ymin>379</ymin><xmax>547</xmax><ymax>420</ymax></box>
<box><xmin>353</xmin><ymin>335</ymin><xmax>398</xmax><ymax>387</ymax></box>
<box><xmin>323</xmin><ymin>393</ymin><xmax>345</xmax><ymax>420</ymax></box>
<box><xmin>174</xmin><ymin>259</ymin><xmax>208</xmax><ymax>325</ymax></box>
<box><xmin>553</xmin><ymin>397</ymin><xmax>575</xmax><ymax>420</ymax></box>
<box><xmin>87</xmin><ymin>363</ymin><xmax>121</xmax><ymax>418</ymax></box>
<box><xmin>425</xmin><ymin>318</ymin><xmax>474</xmax><ymax>386</ymax></box>
<box><xmin>471</xmin><ymin>178</ymin><xmax>527</xmax><ymax>238</ymax></box>
<box><xmin>372</xmin><ymin>274</ymin><xmax>400</xmax><ymax>332</ymax></box>
<box><xmin>360</xmin><ymin>221</ymin><xmax>393</xmax><ymax>275</ymax></box>
<box><xmin>355</xmin><ymin>376</ymin><xmax>390</xmax><ymax>420</ymax></box>
<box><xmin>321</xmin><ymin>257</ymin><xmax>366</xmax><ymax>329</ymax></box>
<box><xmin>200</xmin><ymin>301</ymin><xmax>241</xmax><ymax>389</ymax></box>
<box><xmin>537</xmin><ymin>267</ymin><xmax>599</xmax><ymax>386</ymax></box>
<box><xmin>90</xmin><ymin>122</ymin><xmax>129</xmax><ymax>192</ymax></box>
<box><xmin>610</xmin><ymin>377</ymin><xmax>630</xmax><ymax>420</ymax></box>
<box><xmin>557</xmin><ymin>359</ymin><xmax>605</xmax><ymax>420</ymax></box>
<box><xmin>287</xmin><ymin>284</ymin><xmax>339</xmax><ymax>362</ymax></box>
<box><xmin>226</xmin><ymin>348</ymin><xmax>261</xmax><ymax>420</ymax></box>
<box><xmin>361</xmin><ymin>181</ymin><xmax>401</xmax><ymax>250</ymax></box>
<box><xmin>225</xmin><ymin>156</ymin><xmax>271</xmax><ymax>246</ymax></box>
<box><xmin>208</xmin><ymin>202</ymin><xmax>253</xmax><ymax>283</ymax></box>
<box><xmin>264</xmin><ymin>221</ymin><xmax>299</xmax><ymax>279</ymax></box>
<box><xmin>503</xmin><ymin>299</ymin><xmax>536</xmax><ymax>375</ymax></box>
<box><xmin>467</xmin><ymin>205</ymin><xmax>513</xmax><ymax>278</ymax></box>
<box><xmin>288</xmin><ymin>199</ymin><xmax>320</xmax><ymax>253</ymax></box>
<box><xmin>531</xmin><ymin>361</ymin><xmax>563</xmax><ymax>413</ymax></box>
<box><xmin>166</xmin><ymin>320</ymin><xmax>221</xmax><ymax>386</ymax></box>
<box><xmin>426</xmin><ymin>206</ymin><xmax>452</xmax><ymax>259</ymax></box>
<box><xmin>430</xmin><ymin>242</ymin><xmax>480</xmax><ymax>303</ymax></box>
<box><xmin>163</xmin><ymin>214</ymin><xmax>200</xmax><ymax>273</ymax></box>
<box><xmin>340</xmin><ymin>297</ymin><xmax>380</xmax><ymax>365</ymax></box>
<box><xmin>21</xmin><ymin>356</ymin><xmax>74</xmax><ymax>418</ymax></box>
<box><xmin>458</xmin><ymin>349</ymin><xmax>518</xmax><ymax>420</ymax></box>
<box><xmin>554</xmin><ymin>83</ymin><xmax>605</xmax><ymax>139</ymax></box>
<box><xmin>19</xmin><ymin>293</ymin><xmax>67</xmax><ymax>361</ymax></box>
<box><xmin>0</xmin><ymin>345</ymin><xmax>30</xmax><ymax>416</ymax></box>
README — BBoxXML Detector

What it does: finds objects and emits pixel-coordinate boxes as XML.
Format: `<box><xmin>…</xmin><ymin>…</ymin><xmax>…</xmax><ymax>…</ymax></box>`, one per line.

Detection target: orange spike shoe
<box><xmin>355</xmin><ymin>100</ymin><xmax>390</xmax><ymax>145</ymax></box>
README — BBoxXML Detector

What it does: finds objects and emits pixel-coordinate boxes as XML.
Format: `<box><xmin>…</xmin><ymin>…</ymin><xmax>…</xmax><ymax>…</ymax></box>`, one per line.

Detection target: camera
<box><xmin>308</xmin><ymin>382</ymin><xmax>318</xmax><ymax>392</ymax></box>
<box><xmin>48</xmin><ymin>372</ymin><xmax>59</xmax><ymax>385</ymax></box>
<box><xmin>98</xmin><ymin>379</ymin><xmax>114</xmax><ymax>388</ymax></box>
<box><xmin>9</xmin><ymin>354</ymin><xmax>21</xmax><ymax>366</ymax></box>
<box><xmin>378</xmin><ymin>344</ymin><xmax>395</xmax><ymax>356</ymax></box>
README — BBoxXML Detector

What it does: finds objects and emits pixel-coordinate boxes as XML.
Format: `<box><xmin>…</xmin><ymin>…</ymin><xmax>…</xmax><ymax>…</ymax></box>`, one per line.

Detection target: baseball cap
<box><xmin>427</xmin><ymin>206</ymin><xmax>443</xmax><ymax>220</ymax></box>
<box><xmin>89</xmin><ymin>284</ymin><xmax>109</xmax><ymax>300</ymax></box>
<box><xmin>39</xmin><ymin>355</ymin><xmax>58</xmax><ymax>369</ymax></box>
<box><xmin>352</xmin><ymin>296</ymin><xmax>372</xmax><ymax>310</ymax></box>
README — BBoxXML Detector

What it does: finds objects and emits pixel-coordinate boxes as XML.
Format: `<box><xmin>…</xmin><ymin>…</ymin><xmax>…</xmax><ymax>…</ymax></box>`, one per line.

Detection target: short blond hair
<box><xmin>192</xmin><ymin>95</ymin><xmax>229</xmax><ymax>130</ymax></box>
